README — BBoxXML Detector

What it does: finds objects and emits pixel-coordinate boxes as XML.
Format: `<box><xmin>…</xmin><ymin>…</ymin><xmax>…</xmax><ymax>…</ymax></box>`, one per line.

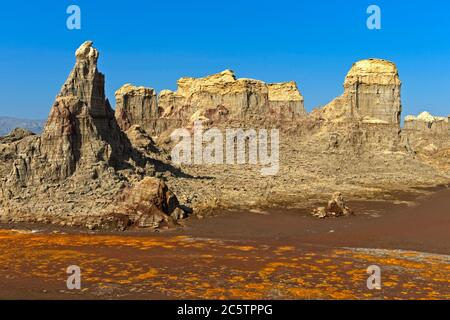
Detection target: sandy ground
<box><xmin>0</xmin><ymin>187</ymin><xmax>449</xmax><ymax>300</ymax></box>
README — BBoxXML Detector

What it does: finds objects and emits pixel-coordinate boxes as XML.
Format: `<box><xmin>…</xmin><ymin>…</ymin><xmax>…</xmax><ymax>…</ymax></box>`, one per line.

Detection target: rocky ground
<box><xmin>164</xmin><ymin>119</ymin><xmax>450</xmax><ymax>217</ymax></box>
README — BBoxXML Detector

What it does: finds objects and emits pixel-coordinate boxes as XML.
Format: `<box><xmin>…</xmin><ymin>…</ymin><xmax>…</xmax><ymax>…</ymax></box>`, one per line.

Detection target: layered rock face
<box><xmin>315</xmin><ymin>59</ymin><xmax>401</xmax><ymax>125</ymax></box>
<box><xmin>268</xmin><ymin>82</ymin><xmax>305</xmax><ymax>119</ymax></box>
<box><xmin>311</xmin><ymin>59</ymin><xmax>403</xmax><ymax>152</ymax></box>
<box><xmin>115</xmin><ymin>84</ymin><xmax>159</xmax><ymax>132</ymax></box>
<box><xmin>344</xmin><ymin>59</ymin><xmax>401</xmax><ymax>125</ymax></box>
<box><xmin>115</xmin><ymin>70</ymin><xmax>305</xmax><ymax>135</ymax></box>
<box><xmin>161</xmin><ymin>70</ymin><xmax>269</xmax><ymax>122</ymax></box>
<box><xmin>160</xmin><ymin>69</ymin><xmax>305</xmax><ymax>122</ymax></box>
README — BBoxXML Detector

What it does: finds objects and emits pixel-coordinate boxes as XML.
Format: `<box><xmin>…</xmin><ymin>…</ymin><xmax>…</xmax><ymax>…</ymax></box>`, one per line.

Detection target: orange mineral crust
<box><xmin>0</xmin><ymin>230</ymin><xmax>448</xmax><ymax>300</ymax></box>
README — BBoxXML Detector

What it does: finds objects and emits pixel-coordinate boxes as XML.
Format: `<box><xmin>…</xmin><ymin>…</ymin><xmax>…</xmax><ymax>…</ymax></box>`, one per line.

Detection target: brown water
<box><xmin>0</xmin><ymin>187</ymin><xmax>449</xmax><ymax>300</ymax></box>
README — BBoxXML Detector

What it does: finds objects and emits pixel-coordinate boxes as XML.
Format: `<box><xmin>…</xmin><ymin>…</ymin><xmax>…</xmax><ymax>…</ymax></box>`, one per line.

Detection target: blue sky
<box><xmin>1</xmin><ymin>0</ymin><xmax>449</xmax><ymax>119</ymax></box>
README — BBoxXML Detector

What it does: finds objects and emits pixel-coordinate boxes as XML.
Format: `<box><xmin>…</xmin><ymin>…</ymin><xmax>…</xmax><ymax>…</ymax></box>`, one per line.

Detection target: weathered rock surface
<box><xmin>165</xmin><ymin>69</ymin><xmax>306</xmax><ymax>121</ymax></box>
<box><xmin>268</xmin><ymin>82</ymin><xmax>305</xmax><ymax>120</ymax></box>
<box><xmin>104</xmin><ymin>177</ymin><xmax>183</xmax><ymax>230</ymax></box>
<box><xmin>163</xmin><ymin>69</ymin><xmax>270</xmax><ymax>122</ymax></box>
<box><xmin>309</xmin><ymin>59</ymin><xmax>404</xmax><ymax>153</ymax></box>
<box><xmin>117</xmin><ymin>69</ymin><xmax>305</xmax><ymax>135</ymax></box>
<box><xmin>3</xmin><ymin>41</ymin><xmax>137</xmax><ymax>187</ymax></box>
<box><xmin>40</xmin><ymin>41</ymin><xmax>136</xmax><ymax>182</ymax></box>
<box><xmin>115</xmin><ymin>84</ymin><xmax>159</xmax><ymax>132</ymax></box>
<box><xmin>345</xmin><ymin>59</ymin><xmax>401</xmax><ymax>125</ymax></box>
<box><xmin>314</xmin><ymin>59</ymin><xmax>401</xmax><ymax>125</ymax></box>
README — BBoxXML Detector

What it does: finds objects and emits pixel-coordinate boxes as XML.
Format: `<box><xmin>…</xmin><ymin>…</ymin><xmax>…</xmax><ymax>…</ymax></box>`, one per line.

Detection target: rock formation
<box><xmin>314</xmin><ymin>59</ymin><xmax>401</xmax><ymax>125</ymax></box>
<box><xmin>344</xmin><ymin>59</ymin><xmax>401</xmax><ymax>125</ymax></box>
<box><xmin>160</xmin><ymin>69</ymin><xmax>269</xmax><ymax>122</ymax></box>
<box><xmin>4</xmin><ymin>41</ymin><xmax>137</xmax><ymax>187</ymax></box>
<box><xmin>42</xmin><ymin>41</ymin><xmax>137</xmax><ymax>180</ymax></box>
<box><xmin>268</xmin><ymin>81</ymin><xmax>305</xmax><ymax>119</ymax></box>
<box><xmin>115</xmin><ymin>69</ymin><xmax>305</xmax><ymax>135</ymax></box>
<box><xmin>115</xmin><ymin>84</ymin><xmax>159</xmax><ymax>132</ymax></box>
<box><xmin>1</xmin><ymin>42</ymin><xmax>449</xmax><ymax>231</ymax></box>
<box><xmin>310</xmin><ymin>59</ymin><xmax>403</xmax><ymax>152</ymax></box>
<box><xmin>0</xmin><ymin>41</ymin><xmax>187</xmax><ymax>230</ymax></box>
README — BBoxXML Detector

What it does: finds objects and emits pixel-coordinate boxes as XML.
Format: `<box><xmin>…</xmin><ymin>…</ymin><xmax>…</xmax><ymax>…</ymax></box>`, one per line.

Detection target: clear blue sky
<box><xmin>1</xmin><ymin>0</ymin><xmax>449</xmax><ymax>119</ymax></box>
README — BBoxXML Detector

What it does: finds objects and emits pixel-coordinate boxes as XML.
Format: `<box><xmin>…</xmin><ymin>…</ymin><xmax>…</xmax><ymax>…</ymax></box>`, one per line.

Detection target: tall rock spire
<box><xmin>40</xmin><ymin>41</ymin><xmax>127</xmax><ymax>181</ymax></box>
<box><xmin>58</xmin><ymin>41</ymin><xmax>109</xmax><ymax>117</ymax></box>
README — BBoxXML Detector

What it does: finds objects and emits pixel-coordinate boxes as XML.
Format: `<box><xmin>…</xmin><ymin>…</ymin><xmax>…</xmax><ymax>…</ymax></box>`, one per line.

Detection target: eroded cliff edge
<box><xmin>1</xmin><ymin>42</ymin><xmax>449</xmax><ymax>230</ymax></box>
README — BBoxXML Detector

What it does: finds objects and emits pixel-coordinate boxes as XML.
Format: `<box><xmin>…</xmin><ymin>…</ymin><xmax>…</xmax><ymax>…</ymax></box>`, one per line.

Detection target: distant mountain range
<box><xmin>0</xmin><ymin>117</ymin><xmax>46</xmax><ymax>136</ymax></box>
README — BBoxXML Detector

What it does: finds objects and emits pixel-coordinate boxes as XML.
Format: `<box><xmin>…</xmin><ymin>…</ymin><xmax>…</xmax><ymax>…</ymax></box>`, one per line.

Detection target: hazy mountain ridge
<box><xmin>0</xmin><ymin>117</ymin><xmax>46</xmax><ymax>136</ymax></box>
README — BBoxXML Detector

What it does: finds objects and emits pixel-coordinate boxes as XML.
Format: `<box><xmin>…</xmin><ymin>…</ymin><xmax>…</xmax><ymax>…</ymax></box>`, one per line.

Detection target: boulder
<box><xmin>326</xmin><ymin>192</ymin><xmax>353</xmax><ymax>216</ymax></box>
<box><xmin>99</xmin><ymin>213</ymin><xmax>131</xmax><ymax>231</ymax></box>
<box><xmin>311</xmin><ymin>206</ymin><xmax>327</xmax><ymax>219</ymax></box>
<box><xmin>311</xmin><ymin>192</ymin><xmax>353</xmax><ymax>218</ymax></box>
<box><xmin>111</xmin><ymin>177</ymin><xmax>184</xmax><ymax>229</ymax></box>
<box><xmin>125</xmin><ymin>125</ymin><xmax>157</xmax><ymax>151</ymax></box>
<box><xmin>170</xmin><ymin>207</ymin><xmax>186</xmax><ymax>220</ymax></box>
